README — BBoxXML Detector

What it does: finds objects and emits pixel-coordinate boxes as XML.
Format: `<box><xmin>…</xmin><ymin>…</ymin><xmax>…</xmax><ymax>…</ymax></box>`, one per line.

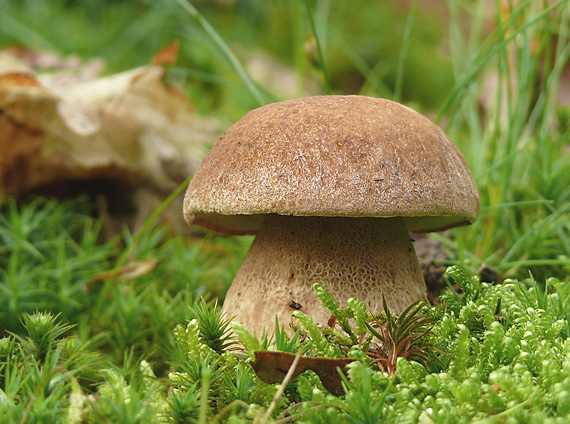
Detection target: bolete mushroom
<box><xmin>183</xmin><ymin>96</ymin><xmax>478</xmax><ymax>335</ymax></box>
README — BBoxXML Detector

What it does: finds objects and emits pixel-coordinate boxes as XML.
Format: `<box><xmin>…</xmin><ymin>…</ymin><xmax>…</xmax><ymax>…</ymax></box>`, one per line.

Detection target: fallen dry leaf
<box><xmin>86</xmin><ymin>260</ymin><xmax>158</xmax><ymax>291</ymax></box>
<box><xmin>0</xmin><ymin>43</ymin><xmax>219</xmax><ymax>207</ymax></box>
<box><xmin>152</xmin><ymin>40</ymin><xmax>180</xmax><ymax>66</ymax></box>
<box><xmin>252</xmin><ymin>351</ymin><xmax>354</xmax><ymax>396</ymax></box>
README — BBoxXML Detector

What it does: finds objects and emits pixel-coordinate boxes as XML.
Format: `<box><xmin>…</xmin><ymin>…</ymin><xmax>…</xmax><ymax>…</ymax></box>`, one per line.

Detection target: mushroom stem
<box><xmin>222</xmin><ymin>215</ymin><xmax>426</xmax><ymax>336</ymax></box>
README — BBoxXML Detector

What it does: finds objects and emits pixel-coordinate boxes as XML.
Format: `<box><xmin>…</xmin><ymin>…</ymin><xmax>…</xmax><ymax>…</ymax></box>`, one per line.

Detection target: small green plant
<box><xmin>290</xmin><ymin>283</ymin><xmax>438</xmax><ymax>378</ymax></box>
<box><xmin>15</xmin><ymin>311</ymin><xmax>75</xmax><ymax>362</ymax></box>
<box><xmin>339</xmin><ymin>362</ymin><xmax>394</xmax><ymax>424</ymax></box>
<box><xmin>0</xmin><ymin>311</ymin><xmax>100</xmax><ymax>422</ymax></box>
<box><xmin>0</xmin><ymin>197</ymin><xmax>115</xmax><ymax>333</ymax></box>
<box><xmin>0</xmin><ymin>197</ymin><xmax>245</xmax><ymax>369</ymax></box>
<box><xmin>365</xmin><ymin>298</ymin><xmax>437</xmax><ymax>376</ymax></box>
<box><xmin>4</xmin><ymin>267</ymin><xmax>570</xmax><ymax>422</ymax></box>
<box><xmin>273</xmin><ymin>318</ymin><xmax>301</xmax><ymax>354</ymax></box>
<box><xmin>187</xmin><ymin>298</ymin><xmax>235</xmax><ymax>354</ymax></box>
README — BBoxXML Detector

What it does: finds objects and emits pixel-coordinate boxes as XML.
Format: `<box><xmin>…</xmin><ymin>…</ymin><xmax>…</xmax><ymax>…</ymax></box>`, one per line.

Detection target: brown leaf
<box><xmin>0</xmin><ymin>46</ymin><xmax>219</xmax><ymax>199</ymax></box>
<box><xmin>0</xmin><ymin>72</ymin><xmax>40</xmax><ymax>90</ymax></box>
<box><xmin>151</xmin><ymin>40</ymin><xmax>180</xmax><ymax>66</ymax></box>
<box><xmin>86</xmin><ymin>260</ymin><xmax>158</xmax><ymax>291</ymax></box>
<box><xmin>252</xmin><ymin>351</ymin><xmax>354</xmax><ymax>396</ymax></box>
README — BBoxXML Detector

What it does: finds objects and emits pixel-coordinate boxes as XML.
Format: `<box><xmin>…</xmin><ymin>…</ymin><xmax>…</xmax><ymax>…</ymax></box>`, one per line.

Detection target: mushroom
<box><xmin>183</xmin><ymin>95</ymin><xmax>478</xmax><ymax>335</ymax></box>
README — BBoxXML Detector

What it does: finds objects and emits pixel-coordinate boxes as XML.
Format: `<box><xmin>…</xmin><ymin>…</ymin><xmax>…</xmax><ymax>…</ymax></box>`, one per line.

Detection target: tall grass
<box><xmin>432</xmin><ymin>0</ymin><xmax>570</xmax><ymax>279</ymax></box>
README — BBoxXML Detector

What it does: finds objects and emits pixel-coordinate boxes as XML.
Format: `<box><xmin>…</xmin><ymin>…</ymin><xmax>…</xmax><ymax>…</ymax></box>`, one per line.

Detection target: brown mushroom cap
<box><xmin>184</xmin><ymin>95</ymin><xmax>479</xmax><ymax>235</ymax></box>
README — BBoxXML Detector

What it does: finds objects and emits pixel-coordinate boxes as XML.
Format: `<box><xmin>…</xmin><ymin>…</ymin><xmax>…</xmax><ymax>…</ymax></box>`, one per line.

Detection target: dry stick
<box><xmin>274</xmin><ymin>404</ymin><xmax>334</xmax><ymax>424</ymax></box>
<box><xmin>198</xmin><ymin>367</ymin><xmax>212</xmax><ymax>424</ymax></box>
<box><xmin>215</xmin><ymin>400</ymin><xmax>251</xmax><ymax>422</ymax></box>
<box><xmin>254</xmin><ymin>351</ymin><xmax>303</xmax><ymax>424</ymax></box>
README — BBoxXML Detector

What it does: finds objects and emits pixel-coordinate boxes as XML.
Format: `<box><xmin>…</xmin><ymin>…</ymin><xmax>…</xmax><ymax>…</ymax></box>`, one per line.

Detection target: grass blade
<box><xmin>173</xmin><ymin>0</ymin><xmax>267</xmax><ymax>106</ymax></box>
<box><xmin>394</xmin><ymin>0</ymin><xmax>418</xmax><ymax>102</ymax></box>
<box><xmin>303</xmin><ymin>0</ymin><xmax>331</xmax><ymax>94</ymax></box>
